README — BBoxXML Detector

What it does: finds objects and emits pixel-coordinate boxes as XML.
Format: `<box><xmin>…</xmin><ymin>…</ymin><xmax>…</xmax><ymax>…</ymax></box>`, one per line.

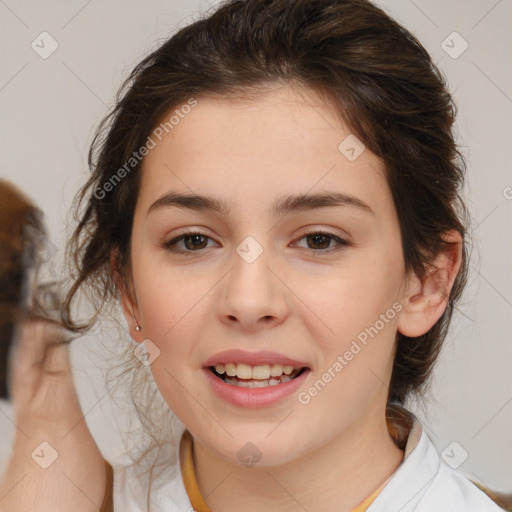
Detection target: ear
<box><xmin>110</xmin><ymin>249</ymin><xmax>144</xmax><ymax>343</ymax></box>
<box><xmin>397</xmin><ymin>230</ymin><xmax>463</xmax><ymax>338</ymax></box>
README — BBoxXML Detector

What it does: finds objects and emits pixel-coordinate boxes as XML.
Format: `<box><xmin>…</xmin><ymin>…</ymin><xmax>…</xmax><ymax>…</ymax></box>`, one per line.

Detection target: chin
<box><xmin>201</xmin><ymin>428</ymin><xmax>306</xmax><ymax>468</ymax></box>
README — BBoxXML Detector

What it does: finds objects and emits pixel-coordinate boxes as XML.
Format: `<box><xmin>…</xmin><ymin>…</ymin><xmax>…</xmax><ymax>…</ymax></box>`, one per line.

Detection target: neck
<box><xmin>192</xmin><ymin>399</ymin><xmax>404</xmax><ymax>512</ymax></box>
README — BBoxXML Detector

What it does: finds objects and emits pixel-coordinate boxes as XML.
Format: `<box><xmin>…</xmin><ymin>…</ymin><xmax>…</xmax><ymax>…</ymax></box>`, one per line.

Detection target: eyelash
<box><xmin>161</xmin><ymin>229</ymin><xmax>349</xmax><ymax>256</ymax></box>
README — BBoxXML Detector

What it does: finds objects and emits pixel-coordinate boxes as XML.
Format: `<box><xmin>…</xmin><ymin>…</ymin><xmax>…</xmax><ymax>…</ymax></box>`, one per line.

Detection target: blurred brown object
<box><xmin>472</xmin><ymin>480</ymin><xmax>512</xmax><ymax>511</ymax></box>
<box><xmin>0</xmin><ymin>178</ymin><xmax>45</xmax><ymax>399</ymax></box>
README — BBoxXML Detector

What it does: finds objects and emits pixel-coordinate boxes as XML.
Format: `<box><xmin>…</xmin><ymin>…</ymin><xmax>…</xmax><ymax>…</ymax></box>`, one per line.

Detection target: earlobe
<box><xmin>397</xmin><ymin>230</ymin><xmax>463</xmax><ymax>338</ymax></box>
<box><xmin>110</xmin><ymin>249</ymin><xmax>145</xmax><ymax>343</ymax></box>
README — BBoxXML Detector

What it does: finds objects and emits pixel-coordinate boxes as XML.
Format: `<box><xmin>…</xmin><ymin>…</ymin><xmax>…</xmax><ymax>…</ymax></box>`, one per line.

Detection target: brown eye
<box><xmin>182</xmin><ymin>234</ymin><xmax>208</xmax><ymax>250</ymax></box>
<box><xmin>294</xmin><ymin>231</ymin><xmax>349</xmax><ymax>254</ymax></box>
<box><xmin>162</xmin><ymin>231</ymin><xmax>215</xmax><ymax>254</ymax></box>
<box><xmin>305</xmin><ymin>233</ymin><xmax>332</xmax><ymax>250</ymax></box>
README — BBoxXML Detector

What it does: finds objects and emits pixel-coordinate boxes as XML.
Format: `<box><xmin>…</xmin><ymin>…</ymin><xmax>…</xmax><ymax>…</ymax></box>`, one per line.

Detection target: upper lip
<box><xmin>203</xmin><ymin>349</ymin><xmax>310</xmax><ymax>369</ymax></box>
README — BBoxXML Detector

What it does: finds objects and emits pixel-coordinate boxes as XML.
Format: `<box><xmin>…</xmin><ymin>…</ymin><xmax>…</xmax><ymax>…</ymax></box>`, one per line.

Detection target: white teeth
<box><xmin>225</xmin><ymin>363</ymin><xmax>237</xmax><ymax>377</ymax></box>
<box><xmin>236</xmin><ymin>363</ymin><xmax>253</xmax><ymax>379</ymax></box>
<box><xmin>270</xmin><ymin>364</ymin><xmax>284</xmax><ymax>377</ymax></box>
<box><xmin>214</xmin><ymin>363</ymin><xmax>305</xmax><ymax>388</ymax></box>
<box><xmin>224</xmin><ymin>376</ymin><xmax>289</xmax><ymax>388</ymax></box>
<box><xmin>213</xmin><ymin>362</ymin><xmax>300</xmax><ymax>380</ymax></box>
<box><xmin>252</xmin><ymin>364</ymin><xmax>271</xmax><ymax>379</ymax></box>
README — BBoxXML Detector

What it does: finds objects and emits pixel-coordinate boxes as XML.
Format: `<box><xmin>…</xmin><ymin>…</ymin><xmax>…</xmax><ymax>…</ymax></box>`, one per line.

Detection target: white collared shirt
<box><xmin>113</xmin><ymin>410</ymin><xmax>506</xmax><ymax>511</ymax></box>
<box><xmin>366</xmin><ymin>416</ymin><xmax>505</xmax><ymax>511</ymax></box>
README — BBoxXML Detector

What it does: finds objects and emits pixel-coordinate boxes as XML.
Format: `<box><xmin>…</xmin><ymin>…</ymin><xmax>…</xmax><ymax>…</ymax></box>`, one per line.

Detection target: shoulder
<box><xmin>415</xmin><ymin>462</ymin><xmax>507</xmax><ymax>511</ymax></box>
<box><xmin>370</xmin><ymin>407</ymin><xmax>506</xmax><ymax>511</ymax></box>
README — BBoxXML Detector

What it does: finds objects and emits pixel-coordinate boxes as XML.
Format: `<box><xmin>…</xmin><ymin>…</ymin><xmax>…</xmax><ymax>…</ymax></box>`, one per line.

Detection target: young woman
<box><xmin>0</xmin><ymin>0</ymin><xmax>508</xmax><ymax>511</ymax></box>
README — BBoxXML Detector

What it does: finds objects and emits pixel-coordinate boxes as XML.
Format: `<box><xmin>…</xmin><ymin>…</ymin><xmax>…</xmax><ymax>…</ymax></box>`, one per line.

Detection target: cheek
<box><xmin>136</xmin><ymin>269</ymin><xmax>211</xmax><ymax>414</ymax></box>
<box><xmin>134</xmin><ymin>260</ymin><xmax>219</xmax><ymax>366</ymax></box>
<box><xmin>313</xmin><ymin>254</ymin><xmax>402</xmax><ymax>344</ymax></box>
<box><xmin>300</xmin><ymin>263</ymin><xmax>401</xmax><ymax>424</ymax></box>
<box><xmin>133</xmin><ymin>268</ymin><xmax>203</xmax><ymax>401</ymax></box>
<box><xmin>135</xmin><ymin>259</ymin><xmax>210</xmax><ymax>341</ymax></box>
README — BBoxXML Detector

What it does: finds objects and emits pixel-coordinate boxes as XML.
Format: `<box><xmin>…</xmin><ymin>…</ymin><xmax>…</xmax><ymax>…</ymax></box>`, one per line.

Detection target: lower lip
<box><xmin>203</xmin><ymin>368</ymin><xmax>310</xmax><ymax>409</ymax></box>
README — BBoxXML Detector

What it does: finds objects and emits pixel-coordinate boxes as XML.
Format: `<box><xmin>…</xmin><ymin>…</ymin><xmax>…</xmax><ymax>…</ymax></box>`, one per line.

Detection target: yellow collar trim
<box><xmin>179</xmin><ymin>404</ymin><xmax>413</xmax><ymax>512</ymax></box>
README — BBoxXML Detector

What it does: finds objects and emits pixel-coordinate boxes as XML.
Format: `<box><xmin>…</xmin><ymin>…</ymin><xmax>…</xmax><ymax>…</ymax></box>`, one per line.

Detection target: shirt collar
<box><xmin>179</xmin><ymin>403</ymin><xmax>423</xmax><ymax>512</ymax></box>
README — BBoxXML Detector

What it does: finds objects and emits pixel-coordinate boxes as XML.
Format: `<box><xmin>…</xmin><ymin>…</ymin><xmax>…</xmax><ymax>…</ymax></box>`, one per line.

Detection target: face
<box><xmin>121</xmin><ymin>84</ymin><xmax>419</xmax><ymax>467</ymax></box>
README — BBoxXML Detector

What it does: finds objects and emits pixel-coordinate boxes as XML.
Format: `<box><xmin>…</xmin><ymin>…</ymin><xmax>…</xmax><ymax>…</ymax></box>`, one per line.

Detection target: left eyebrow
<box><xmin>272</xmin><ymin>191</ymin><xmax>374</xmax><ymax>217</ymax></box>
<box><xmin>146</xmin><ymin>191</ymin><xmax>375</xmax><ymax>217</ymax></box>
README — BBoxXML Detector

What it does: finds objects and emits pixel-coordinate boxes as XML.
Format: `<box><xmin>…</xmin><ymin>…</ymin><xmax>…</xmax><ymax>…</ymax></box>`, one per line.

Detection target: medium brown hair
<box><xmin>62</xmin><ymin>0</ymin><xmax>469</xmax><ymax>406</ymax></box>
<box><xmin>0</xmin><ymin>180</ymin><xmax>63</xmax><ymax>398</ymax></box>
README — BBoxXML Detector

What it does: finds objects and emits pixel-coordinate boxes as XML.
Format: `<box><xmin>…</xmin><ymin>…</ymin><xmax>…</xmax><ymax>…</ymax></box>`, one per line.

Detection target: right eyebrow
<box><xmin>146</xmin><ymin>192</ymin><xmax>231</xmax><ymax>217</ymax></box>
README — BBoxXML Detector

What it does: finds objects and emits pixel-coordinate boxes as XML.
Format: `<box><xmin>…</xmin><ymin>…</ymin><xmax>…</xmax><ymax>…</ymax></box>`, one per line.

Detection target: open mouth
<box><xmin>209</xmin><ymin>363</ymin><xmax>308</xmax><ymax>388</ymax></box>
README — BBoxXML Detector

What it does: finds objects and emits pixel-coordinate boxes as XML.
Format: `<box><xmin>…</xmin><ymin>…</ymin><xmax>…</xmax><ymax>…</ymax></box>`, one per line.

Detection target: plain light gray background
<box><xmin>1</xmin><ymin>0</ymin><xmax>511</xmax><ymax>493</ymax></box>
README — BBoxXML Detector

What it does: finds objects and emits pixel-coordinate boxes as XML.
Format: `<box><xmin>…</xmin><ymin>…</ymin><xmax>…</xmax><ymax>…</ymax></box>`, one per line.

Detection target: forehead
<box><xmin>137</xmin><ymin>84</ymin><xmax>392</xmax><ymax>221</ymax></box>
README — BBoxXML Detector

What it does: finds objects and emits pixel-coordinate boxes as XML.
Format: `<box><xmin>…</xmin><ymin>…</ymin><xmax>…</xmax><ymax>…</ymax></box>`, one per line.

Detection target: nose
<box><xmin>216</xmin><ymin>239</ymin><xmax>289</xmax><ymax>332</ymax></box>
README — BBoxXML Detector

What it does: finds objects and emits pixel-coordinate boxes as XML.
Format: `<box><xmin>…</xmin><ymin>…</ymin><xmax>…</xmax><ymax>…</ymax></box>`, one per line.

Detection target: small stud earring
<box><xmin>135</xmin><ymin>325</ymin><xmax>141</xmax><ymax>332</ymax></box>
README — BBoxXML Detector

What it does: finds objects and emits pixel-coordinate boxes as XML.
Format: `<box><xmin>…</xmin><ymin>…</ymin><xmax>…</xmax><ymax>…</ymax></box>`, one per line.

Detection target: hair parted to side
<box><xmin>62</xmin><ymin>0</ymin><xmax>469</xmax><ymax>407</ymax></box>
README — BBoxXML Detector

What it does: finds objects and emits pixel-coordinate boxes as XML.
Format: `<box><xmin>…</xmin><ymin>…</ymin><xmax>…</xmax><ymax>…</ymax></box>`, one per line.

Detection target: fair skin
<box><xmin>118</xmin><ymin>84</ymin><xmax>463</xmax><ymax>511</ymax></box>
<box><xmin>0</xmin><ymin>84</ymin><xmax>461</xmax><ymax>512</ymax></box>
<box><xmin>0</xmin><ymin>320</ymin><xmax>106</xmax><ymax>512</ymax></box>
